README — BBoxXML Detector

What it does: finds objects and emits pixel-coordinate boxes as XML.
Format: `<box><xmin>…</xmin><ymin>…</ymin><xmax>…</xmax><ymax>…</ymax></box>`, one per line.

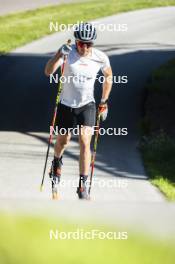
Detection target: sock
<box><xmin>54</xmin><ymin>155</ymin><xmax>62</xmax><ymax>162</ymax></box>
<box><xmin>53</xmin><ymin>156</ymin><xmax>63</xmax><ymax>166</ymax></box>
<box><xmin>52</xmin><ymin>156</ymin><xmax>63</xmax><ymax>178</ymax></box>
<box><xmin>79</xmin><ymin>174</ymin><xmax>88</xmax><ymax>187</ymax></box>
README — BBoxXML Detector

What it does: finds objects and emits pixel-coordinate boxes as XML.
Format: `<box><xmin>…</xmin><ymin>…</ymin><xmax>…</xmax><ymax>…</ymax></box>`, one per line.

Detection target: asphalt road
<box><xmin>0</xmin><ymin>7</ymin><xmax>175</xmax><ymax>238</ymax></box>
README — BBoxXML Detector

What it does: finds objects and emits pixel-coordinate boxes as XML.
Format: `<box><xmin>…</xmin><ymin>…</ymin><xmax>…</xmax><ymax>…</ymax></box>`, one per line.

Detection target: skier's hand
<box><xmin>58</xmin><ymin>43</ymin><xmax>72</xmax><ymax>57</ymax></box>
<box><xmin>98</xmin><ymin>102</ymin><xmax>108</xmax><ymax>121</ymax></box>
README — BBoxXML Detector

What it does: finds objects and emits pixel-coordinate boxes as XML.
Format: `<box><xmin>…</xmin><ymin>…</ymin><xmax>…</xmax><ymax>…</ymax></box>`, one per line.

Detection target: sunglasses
<box><xmin>77</xmin><ymin>41</ymin><xmax>94</xmax><ymax>48</ymax></box>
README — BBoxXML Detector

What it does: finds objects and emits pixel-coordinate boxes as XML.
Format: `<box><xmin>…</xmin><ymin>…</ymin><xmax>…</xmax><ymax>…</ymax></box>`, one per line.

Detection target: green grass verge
<box><xmin>140</xmin><ymin>59</ymin><xmax>175</xmax><ymax>201</ymax></box>
<box><xmin>0</xmin><ymin>0</ymin><xmax>175</xmax><ymax>53</ymax></box>
<box><xmin>0</xmin><ymin>213</ymin><xmax>175</xmax><ymax>264</ymax></box>
<box><xmin>141</xmin><ymin>132</ymin><xmax>175</xmax><ymax>200</ymax></box>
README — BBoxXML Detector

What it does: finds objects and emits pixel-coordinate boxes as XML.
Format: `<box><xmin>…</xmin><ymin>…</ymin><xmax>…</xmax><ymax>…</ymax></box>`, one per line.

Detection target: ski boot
<box><xmin>77</xmin><ymin>175</ymin><xmax>90</xmax><ymax>200</ymax></box>
<box><xmin>49</xmin><ymin>156</ymin><xmax>63</xmax><ymax>200</ymax></box>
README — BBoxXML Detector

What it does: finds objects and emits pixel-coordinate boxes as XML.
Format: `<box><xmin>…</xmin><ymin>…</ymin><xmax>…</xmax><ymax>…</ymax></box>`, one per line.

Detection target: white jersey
<box><xmin>60</xmin><ymin>44</ymin><xmax>110</xmax><ymax>108</ymax></box>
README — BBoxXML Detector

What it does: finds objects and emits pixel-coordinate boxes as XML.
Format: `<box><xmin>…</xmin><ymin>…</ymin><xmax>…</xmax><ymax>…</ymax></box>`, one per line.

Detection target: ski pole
<box><xmin>40</xmin><ymin>39</ymin><xmax>71</xmax><ymax>192</ymax></box>
<box><xmin>88</xmin><ymin>110</ymin><xmax>101</xmax><ymax>196</ymax></box>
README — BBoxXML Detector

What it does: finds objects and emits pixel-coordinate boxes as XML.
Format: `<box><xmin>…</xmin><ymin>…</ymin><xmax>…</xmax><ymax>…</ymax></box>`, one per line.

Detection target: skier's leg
<box><xmin>50</xmin><ymin>133</ymin><xmax>71</xmax><ymax>199</ymax></box>
<box><xmin>54</xmin><ymin>133</ymin><xmax>71</xmax><ymax>158</ymax></box>
<box><xmin>50</xmin><ymin>133</ymin><xmax>71</xmax><ymax>177</ymax></box>
<box><xmin>79</xmin><ymin>126</ymin><xmax>92</xmax><ymax>175</ymax></box>
<box><xmin>77</xmin><ymin>126</ymin><xmax>93</xmax><ymax>199</ymax></box>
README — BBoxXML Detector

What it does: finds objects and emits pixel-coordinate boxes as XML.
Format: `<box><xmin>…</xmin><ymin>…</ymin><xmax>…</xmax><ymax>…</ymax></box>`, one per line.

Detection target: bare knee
<box><xmin>79</xmin><ymin>137</ymin><xmax>91</xmax><ymax>153</ymax></box>
<box><xmin>56</xmin><ymin>134</ymin><xmax>71</xmax><ymax>149</ymax></box>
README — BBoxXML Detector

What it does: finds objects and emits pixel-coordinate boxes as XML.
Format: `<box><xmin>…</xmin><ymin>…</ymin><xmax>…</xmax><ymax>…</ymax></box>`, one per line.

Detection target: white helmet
<box><xmin>74</xmin><ymin>22</ymin><xmax>97</xmax><ymax>42</ymax></box>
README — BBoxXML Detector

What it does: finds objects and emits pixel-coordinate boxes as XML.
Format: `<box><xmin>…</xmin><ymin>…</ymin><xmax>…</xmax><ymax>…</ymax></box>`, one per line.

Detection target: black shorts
<box><xmin>55</xmin><ymin>101</ymin><xmax>96</xmax><ymax>132</ymax></box>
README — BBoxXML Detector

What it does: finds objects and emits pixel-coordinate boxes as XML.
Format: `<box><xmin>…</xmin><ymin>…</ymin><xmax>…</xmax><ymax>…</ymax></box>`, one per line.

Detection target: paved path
<box><xmin>0</xmin><ymin>7</ymin><xmax>175</xmax><ymax>238</ymax></box>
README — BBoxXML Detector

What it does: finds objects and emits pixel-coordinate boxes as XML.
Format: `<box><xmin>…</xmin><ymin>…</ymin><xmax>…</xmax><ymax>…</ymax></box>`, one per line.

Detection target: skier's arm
<box><xmin>44</xmin><ymin>51</ymin><xmax>63</xmax><ymax>76</ymax></box>
<box><xmin>98</xmin><ymin>66</ymin><xmax>112</xmax><ymax>121</ymax></box>
<box><xmin>101</xmin><ymin>66</ymin><xmax>113</xmax><ymax>101</ymax></box>
<box><xmin>45</xmin><ymin>43</ymin><xmax>72</xmax><ymax>76</ymax></box>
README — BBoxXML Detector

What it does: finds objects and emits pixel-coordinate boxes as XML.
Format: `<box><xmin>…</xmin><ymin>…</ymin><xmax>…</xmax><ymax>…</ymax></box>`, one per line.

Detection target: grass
<box><xmin>140</xmin><ymin>59</ymin><xmax>175</xmax><ymax>201</ymax></box>
<box><xmin>0</xmin><ymin>213</ymin><xmax>175</xmax><ymax>264</ymax></box>
<box><xmin>141</xmin><ymin>132</ymin><xmax>175</xmax><ymax>200</ymax></box>
<box><xmin>0</xmin><ymin>0</ymin><xmax>175</xmax><ymax>53</ymax></box>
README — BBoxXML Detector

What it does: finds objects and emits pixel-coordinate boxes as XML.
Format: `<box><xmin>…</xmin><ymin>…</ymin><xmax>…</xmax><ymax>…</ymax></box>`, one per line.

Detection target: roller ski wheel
<box><xmin>52</xmin><ymin>177</ymin><xmax>59</xmax><ymax>200</ymax></box>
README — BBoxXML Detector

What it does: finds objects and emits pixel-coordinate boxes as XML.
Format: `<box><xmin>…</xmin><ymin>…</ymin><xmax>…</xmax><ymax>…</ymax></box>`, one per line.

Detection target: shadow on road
<box><xmin>0</xmin><ymin>49</ymin><xmax>175</xmax><ymax>179</ymax></box>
